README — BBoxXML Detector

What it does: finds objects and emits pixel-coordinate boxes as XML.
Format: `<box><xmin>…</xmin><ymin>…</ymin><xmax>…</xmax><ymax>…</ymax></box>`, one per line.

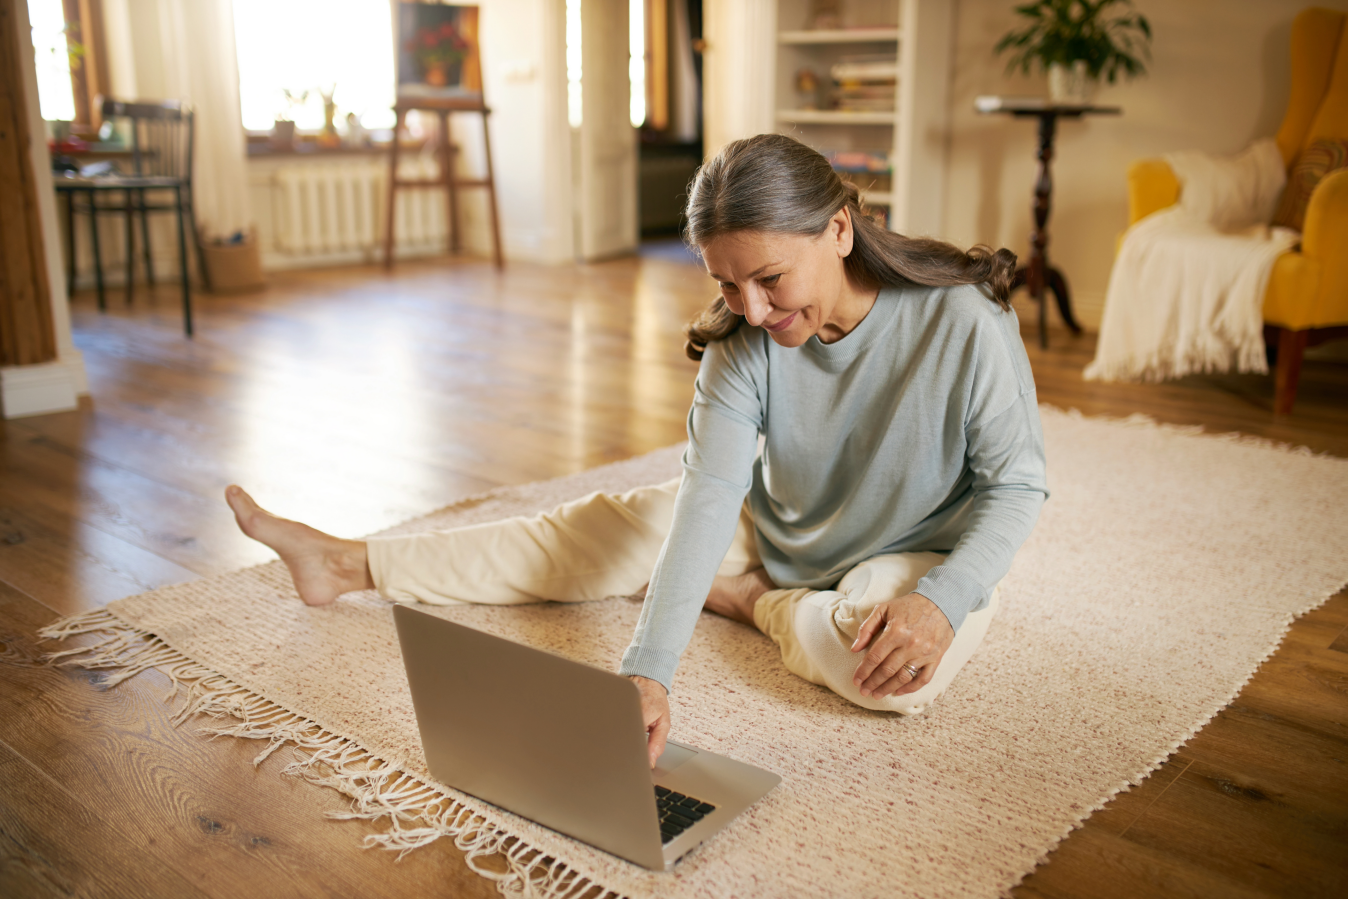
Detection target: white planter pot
<box><xmin>1048</xmin><ymin>61</ymin><xmax>1095</xmax><ymax>105</ymax></box>
<box><xmin>271</xmin><ymin>119</ymin><xmax>296</xmax><ymax>148</ymax></box>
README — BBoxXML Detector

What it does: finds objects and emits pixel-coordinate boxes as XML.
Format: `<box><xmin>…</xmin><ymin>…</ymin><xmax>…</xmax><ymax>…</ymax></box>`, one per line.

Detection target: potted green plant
<box><xmin>994</xmin><ymin>0</ymin><xmax>1152</xmax><ymax>105</ymax></box>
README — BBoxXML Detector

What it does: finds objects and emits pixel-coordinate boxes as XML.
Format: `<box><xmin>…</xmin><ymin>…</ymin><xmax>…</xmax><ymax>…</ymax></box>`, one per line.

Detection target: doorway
<box><xmin>565</xmin><ymin>0</ymin><xmax>703</xmax><ymax>262</ymax></box>
<box><xmin>636</xmin><ymin>0</ymin><xmax>703</xmax><ymax>244</ymax></box>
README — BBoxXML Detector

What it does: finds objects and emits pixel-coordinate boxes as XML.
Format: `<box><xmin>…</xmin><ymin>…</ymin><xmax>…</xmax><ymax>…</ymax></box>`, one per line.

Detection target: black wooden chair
<box><xmin>55</xmin><ymin>98</ymin><xmax>197</xmax><ymax>336</ymax></box>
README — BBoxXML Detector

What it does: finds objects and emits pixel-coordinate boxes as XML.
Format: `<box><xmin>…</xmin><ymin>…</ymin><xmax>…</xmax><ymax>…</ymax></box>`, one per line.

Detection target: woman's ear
<box><xmin>832</xmin><ymin>208</ymin><xmax>855</xmax><ymax>258</ymax></box>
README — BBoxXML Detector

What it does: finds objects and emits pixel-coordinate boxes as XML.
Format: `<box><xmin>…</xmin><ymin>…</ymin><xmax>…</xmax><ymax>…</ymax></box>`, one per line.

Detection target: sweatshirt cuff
<box><xmin>914</xmin><ymin>566</ymin><xmax>987</xmax><ymax>634</ymax></box>
<box><xmin>618</xmin><ymin>644</ymin><xmax>681</xmax><ymax>694</ymax></box>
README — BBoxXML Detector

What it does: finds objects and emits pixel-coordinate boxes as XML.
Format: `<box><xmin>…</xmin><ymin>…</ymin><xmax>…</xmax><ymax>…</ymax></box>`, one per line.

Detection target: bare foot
<box><xmin>225</xmin><ymin>485</ymin><xmax>373</xmax><ymax>606</ymax></box>
<box><xmin>704</xmin><ymin>568</ymin><xmax>776</xmax><ymax>628</ymax></box>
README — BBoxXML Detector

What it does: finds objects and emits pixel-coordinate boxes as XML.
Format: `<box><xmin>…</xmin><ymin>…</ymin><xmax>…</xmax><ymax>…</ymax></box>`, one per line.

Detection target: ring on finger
<box><xmin>900</xmin><ymin>662</ymin><xmax>920</xmax><ymax>681</ymax></box>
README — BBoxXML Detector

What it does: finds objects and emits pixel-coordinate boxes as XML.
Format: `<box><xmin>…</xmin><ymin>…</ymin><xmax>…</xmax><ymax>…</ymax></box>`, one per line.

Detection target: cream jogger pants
<box><xmin>367</xmin><ymin>479</ymin><xmax>998</xmax><ymax>714</ymax></box>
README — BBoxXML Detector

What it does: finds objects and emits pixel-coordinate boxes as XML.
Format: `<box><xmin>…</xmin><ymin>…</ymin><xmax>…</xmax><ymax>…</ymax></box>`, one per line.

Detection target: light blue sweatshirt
<box><xmin>619</xmin><ymin>283</ymin><xmax>1049</xmax><ymax>693</ymax></box>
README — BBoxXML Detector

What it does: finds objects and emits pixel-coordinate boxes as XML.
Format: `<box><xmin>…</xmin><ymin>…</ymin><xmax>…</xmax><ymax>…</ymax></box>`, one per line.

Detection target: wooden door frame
<box><xmin>1</xmin><ymin>0</ymin><xmax>59</xmax><ymax>368</ymax></box>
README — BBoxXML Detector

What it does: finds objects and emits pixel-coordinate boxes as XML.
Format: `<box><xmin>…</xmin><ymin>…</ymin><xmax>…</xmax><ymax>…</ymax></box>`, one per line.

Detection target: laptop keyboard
<box><xmin>655</xmin><ymin>786</ymin><xmax>717</xmax><ymax>844</ymax></box>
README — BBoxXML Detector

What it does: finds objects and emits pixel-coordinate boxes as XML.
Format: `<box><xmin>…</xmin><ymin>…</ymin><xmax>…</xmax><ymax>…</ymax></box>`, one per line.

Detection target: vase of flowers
<box><xmin>408</xmin><ymin>19</ymin><xmax>470</xmax><ymax>87</ymax></box>
<box><xmin>994</xmin><ymin>0</ymin><xmax>1152</xmax><ymax>105</ymax></box>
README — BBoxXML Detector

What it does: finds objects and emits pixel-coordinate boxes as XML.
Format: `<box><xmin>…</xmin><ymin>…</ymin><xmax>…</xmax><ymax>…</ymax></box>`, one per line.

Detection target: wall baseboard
<box><xmin>1</xmin><ymin>357</ymin><xmax>85</xmax><ymax>418</ymax></box>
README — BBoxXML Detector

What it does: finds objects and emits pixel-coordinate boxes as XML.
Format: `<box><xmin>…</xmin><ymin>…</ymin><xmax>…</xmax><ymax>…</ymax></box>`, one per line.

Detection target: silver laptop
<box><xmin>393</xmin><ymin>603</ymin><xmax>780</xmax><ymax>870</ymax></box>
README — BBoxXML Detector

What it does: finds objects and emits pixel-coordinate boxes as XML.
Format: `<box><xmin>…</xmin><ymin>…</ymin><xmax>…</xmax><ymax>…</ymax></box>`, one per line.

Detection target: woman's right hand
<box><xmin>629</xmin><ymin>675</ymin><xmax>670</xmax><ymax>768</ymax></box>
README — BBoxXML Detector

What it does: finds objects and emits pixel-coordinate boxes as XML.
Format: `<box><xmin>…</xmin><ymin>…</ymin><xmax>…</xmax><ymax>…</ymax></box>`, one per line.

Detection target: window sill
<box><xmin>246</xmin><ymin>142</ymin><xmax>387</xmax><ymax>158</ymax></box>
<box><xmin>244</xmin><ymin>133</ymin><xmax>428</xmax><ymax>158</ymax></box>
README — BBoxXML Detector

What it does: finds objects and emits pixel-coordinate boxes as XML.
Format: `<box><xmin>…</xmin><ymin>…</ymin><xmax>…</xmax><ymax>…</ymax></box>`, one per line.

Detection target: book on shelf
<box><xmin>830</xmin><ymin>54</ymin><xmax>896</xmax><ymax>114</ymax></box>
<box><xmin>829</xmin><ymin>59</ymin><xmax>899</xmax><ymax>81</ymax></box>
<box><xmin>825</xmin><ymin>149</ymin><xmax>891</xmax><ymax>173</ymax></box>
<box><xmin>833</xmin><ymin>85</ymin><xmax>895</xmax><ymax>100</ymax></box>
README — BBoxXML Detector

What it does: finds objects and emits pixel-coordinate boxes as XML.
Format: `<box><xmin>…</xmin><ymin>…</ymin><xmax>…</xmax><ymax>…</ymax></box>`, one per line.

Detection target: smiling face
<box><xmin>699</xmin><ymin>209</ymin><xmax>878</xmax><ymax>347</ymax></box>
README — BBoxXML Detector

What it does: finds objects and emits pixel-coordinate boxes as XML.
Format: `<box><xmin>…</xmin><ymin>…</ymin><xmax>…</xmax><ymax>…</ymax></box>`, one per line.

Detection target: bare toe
<box><xmin>224</xmin><ymin>487</ymin><xmax>368</xmax><ymax>606</ymax></box>
<box><xmin>225</xmin><ymin>485</ymin><xmax>267</xmax><ymax>539</ymax></box>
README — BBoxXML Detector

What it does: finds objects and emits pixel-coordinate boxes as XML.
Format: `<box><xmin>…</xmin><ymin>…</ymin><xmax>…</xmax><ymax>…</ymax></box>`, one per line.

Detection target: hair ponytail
<box><xmin>681</xmin><ymin>134</ymin><xmax>1016</xmax><ymax>361</ymax></box>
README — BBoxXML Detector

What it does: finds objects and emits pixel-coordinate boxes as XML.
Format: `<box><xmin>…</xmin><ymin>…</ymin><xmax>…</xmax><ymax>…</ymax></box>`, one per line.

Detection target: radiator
<box><xmin>271</xmin><ymin>156</ymin><xmax>448</xmax><ymax>257</ymax></box>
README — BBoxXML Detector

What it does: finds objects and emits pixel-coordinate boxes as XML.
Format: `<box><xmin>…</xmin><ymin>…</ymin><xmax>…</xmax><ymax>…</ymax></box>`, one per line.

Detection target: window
<box><xmin>629</xmin><ymin>0</ymin><xmax>644</xmax><ymax>127</ymax></box>
<box><xmin>28</xmin><ymin>0</ymin><xmax>77</xmax><ymax>122</ymax></box>
<box><xmin>234</xmin><ymin>1</ymin><xmax>650</xmax><ymax>134</ymax></box>
<box><xmin>232</xmin><ymin>0</ymin><xmax>397</xmax><ymax>132</ymax></box>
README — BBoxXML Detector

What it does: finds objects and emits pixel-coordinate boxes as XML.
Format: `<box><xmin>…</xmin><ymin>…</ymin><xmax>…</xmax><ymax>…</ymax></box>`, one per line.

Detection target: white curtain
<box><xmin>668</xmin><ymin>0</ymin><xmax>699</xmax><ymax>143</ymax></box>
<box><xmin>104</xmin><ymin>0</ymin><xmax>253</xmax><ymax>238</ymax></box>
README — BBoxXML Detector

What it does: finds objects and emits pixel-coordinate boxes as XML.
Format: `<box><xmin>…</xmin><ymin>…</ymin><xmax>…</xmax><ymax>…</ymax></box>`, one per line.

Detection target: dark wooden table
<box><xmin>976</xmin><ymin>96</ymin><xmax>1121</xmax><ymax>347</ymax></box>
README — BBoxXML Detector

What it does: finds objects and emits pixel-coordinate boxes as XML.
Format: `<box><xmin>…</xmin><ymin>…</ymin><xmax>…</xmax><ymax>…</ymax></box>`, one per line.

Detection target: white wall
<box><xmin>942</xmin><ymin>0</ymin><xmax>1348</xmax><ymax>331</ymax></box>
<box><xmin>449</xmin><ymin>0</ymin><xmax>575</xmax><ymax>263</ymax></box>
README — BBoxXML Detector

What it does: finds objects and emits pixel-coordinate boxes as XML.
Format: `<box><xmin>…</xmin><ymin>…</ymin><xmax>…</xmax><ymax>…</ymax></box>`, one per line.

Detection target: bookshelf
<box><xmin>771</xmin><ymin>0</ymin><xmax>951</xmax><ymax>236</ymax></box>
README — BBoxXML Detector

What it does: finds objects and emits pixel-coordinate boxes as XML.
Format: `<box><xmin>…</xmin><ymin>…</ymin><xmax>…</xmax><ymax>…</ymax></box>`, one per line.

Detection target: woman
<box><xmin>227</xmin><ymin>134</ymin><xmax>1047</xmax><ymax>769</ymax></box>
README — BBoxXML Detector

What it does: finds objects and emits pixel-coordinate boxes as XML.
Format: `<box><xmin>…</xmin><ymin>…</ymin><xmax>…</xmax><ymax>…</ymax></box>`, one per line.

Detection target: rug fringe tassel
<box><xmin>38</xmin><ymin>611</ymin><xmax>621</xmax><ymax>899</ymax></box>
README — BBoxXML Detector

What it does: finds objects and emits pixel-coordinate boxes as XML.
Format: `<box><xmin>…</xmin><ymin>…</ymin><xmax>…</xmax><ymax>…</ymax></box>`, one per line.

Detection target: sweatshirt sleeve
<box><xmin>618</xmin><ymin>335</ymin><xmax>764</xmax><ymax>693</ymax></box>
<box><xmin>913</xmin><ymin>315</ymin><xmax>1049</xmax><ymax>632</ymax></box>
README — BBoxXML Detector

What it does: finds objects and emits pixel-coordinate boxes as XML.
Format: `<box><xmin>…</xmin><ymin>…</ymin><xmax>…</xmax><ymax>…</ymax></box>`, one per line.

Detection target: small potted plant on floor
<box><xmin>994</xmin><ymin>0</ymin><xmax>1152</xmax><ymax>105</ymax></box>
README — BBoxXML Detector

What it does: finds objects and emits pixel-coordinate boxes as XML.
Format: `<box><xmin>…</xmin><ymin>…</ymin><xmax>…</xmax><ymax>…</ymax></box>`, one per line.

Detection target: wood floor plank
<box><xmin>0</xmin><ymin>504</ymin><xmax>199</xmax><ymax>617</ymax></box>
<box><xmin>0</xmin><ymin>427</ymin><xmax>278</xmax><ymax>578</ymax></box>
<box><xmin>1013</xmin><ymin>826</ymin><xmax>1278</xmax><ymax>899</ymax></box>
<box><xmin>1176</xmin><ymin>704</ymin><xmax>1348</xmax><ymax>816</ymax></box>
<box><xmin>0</xmin><ymin>583</ymin><xmax>498</xmax><ymax>899</ymax></box>
<box><xmin>0</xmin><ymin>735</ymin><xmax>211</xmax><ymax>899</ymax></box>
<box><xmin>1231</xmin><ymin>649</ymin><xmax>1348</xmax><ymax>744</ymax></box>
<box><xmin>1118</xmin><ymin>753</ymin><xmax>1348</xmax><ymax>897</ymax></box>
<box><xmin>0</xmin><ymin>861</ymin><xmax>62</xmax><ymax>899</ymax></box>
<box><xmin>17</xmin><ymin>270</ymin><xmax>702</xmax><ymax>534</ymax></box>
<box><xmin>11</xmin><ymin>402</ymin><xmax>508</xmax><ymax>537</ymax></box>
<box><xmin>1299</xmin><ymin>592</ymin><xmax>1348</xmax><ymax>631</ymax></box>
<box><xmin>1274</xmin><ymin>614</ymin><xmax>1348</xmax><ymax>662</ymax></box>
<box><xmin>1330</xmin><ymin>624</ymin><xmax>1348</xmax><ymax>654</ymax></box>
<box><xmin>1062</xmin><ymin>756</ymin><xmax>1192</xmax><ymax>840</ymax></box>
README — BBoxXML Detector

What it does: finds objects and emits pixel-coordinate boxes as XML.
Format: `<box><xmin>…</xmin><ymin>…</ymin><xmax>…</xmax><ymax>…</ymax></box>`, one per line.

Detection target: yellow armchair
<box><xmin>1126</xmin><ymin>7</ymin><xmax>1348</xmax><ymax>414</ymax></box>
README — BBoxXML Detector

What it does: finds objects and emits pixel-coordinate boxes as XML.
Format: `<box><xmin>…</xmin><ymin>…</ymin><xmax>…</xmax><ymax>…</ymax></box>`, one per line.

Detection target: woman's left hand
<box><xmin>850</xmin><ymin>592</ymin><xmax>954</xmax><ymax>699</ymax></box>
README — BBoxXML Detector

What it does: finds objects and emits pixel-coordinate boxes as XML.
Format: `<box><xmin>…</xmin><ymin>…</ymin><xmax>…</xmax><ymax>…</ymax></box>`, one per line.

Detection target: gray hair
<box><xmin>682</xmin><ymin>134</ymin><xmax>1015</xmax><ymax>361</ymax></box>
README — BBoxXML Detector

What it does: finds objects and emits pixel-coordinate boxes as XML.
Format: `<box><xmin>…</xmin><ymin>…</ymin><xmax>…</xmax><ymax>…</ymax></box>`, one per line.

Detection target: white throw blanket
<box><xmin>1086</xmin><ymin>139</ymin><xmax>1300</xmax><ymax>382</ymax></box>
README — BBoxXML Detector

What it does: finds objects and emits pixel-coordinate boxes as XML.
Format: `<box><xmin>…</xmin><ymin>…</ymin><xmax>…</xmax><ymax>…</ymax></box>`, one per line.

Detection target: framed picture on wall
<box><xmin>396</xmin><ymin>2</ymin><xmax>483</xmax><ymax>104</ymax></box>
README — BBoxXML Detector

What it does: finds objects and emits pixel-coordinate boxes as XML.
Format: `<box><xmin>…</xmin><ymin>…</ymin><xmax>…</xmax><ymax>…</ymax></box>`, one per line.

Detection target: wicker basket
<box><xmin>200</xmin><ymin>230</ymin><xmax>265</xmax><ymax>293</ymax></box>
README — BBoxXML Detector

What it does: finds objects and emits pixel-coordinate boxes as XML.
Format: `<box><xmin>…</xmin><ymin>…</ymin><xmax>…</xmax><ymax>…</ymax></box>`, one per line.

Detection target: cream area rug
<box><xmin>44</xmin><ymin>407</ymin><xmax>1348</xmax><ymax>899</ymax></box>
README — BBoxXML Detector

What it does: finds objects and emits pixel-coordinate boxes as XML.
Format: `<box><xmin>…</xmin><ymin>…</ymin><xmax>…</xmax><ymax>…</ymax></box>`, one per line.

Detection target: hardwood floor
<box><xmin>1</xmin><ymin>251</ymin><xmax>1345</xmax><ymax>898</ymax></box>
